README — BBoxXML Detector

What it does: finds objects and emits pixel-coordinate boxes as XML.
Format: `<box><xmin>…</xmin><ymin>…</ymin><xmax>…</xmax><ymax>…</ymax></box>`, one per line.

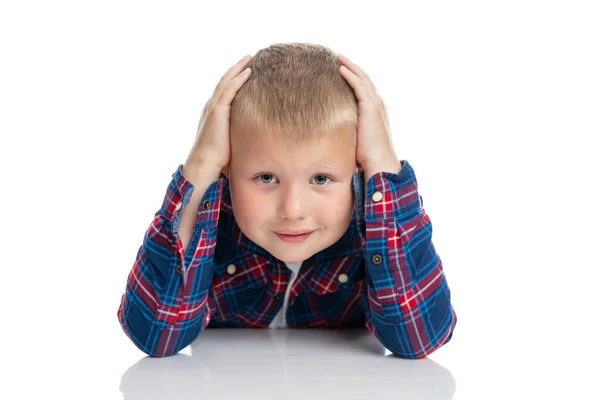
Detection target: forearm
<box><xmin>364</xmin><ymin>220</ymin><xmax>457</xmax><ymax>358</ymax></box>
<box><xmin>362</xmin><ymin>157</ymin><xmax>402</xmax><ymax>188</ymax></box>
<box><xmin>179</xmin><ymin>161</ymin><xmax>222</xmax><ymax>253</ymax></box>
<box><xmin>117</xmin><ymin>216</ymin><xmax>211</xmax><ymax>356</ymax></box>
<box><xmin>361</xmin><ymin>160</ymin><xmax>457</xmax><ymax>358</ymax></box>
<box><xmin>118</xmin><ymin>164</ymin><xmax>224</xmax><ymax>357</ymax></box>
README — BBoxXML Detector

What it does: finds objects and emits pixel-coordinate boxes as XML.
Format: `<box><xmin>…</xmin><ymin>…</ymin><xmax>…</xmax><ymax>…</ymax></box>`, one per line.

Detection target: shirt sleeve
<box><xmin>117</xmin><ymin>165</ymin><xmax>224</xmax><ymax>357</ymax></box>
<box><xmin>363</xmin><ymin>160</ymin><xmax>458</xmax><ymax>358</ymax></box>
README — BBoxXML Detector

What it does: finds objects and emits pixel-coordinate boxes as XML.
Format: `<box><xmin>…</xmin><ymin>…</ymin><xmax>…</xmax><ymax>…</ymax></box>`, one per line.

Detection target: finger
<box><xmin>339</xmin><ymin>65</ymin><xmax>377</xmax><ymax>105</ymax></box>
<box><xmin>216</xmin><ymin>67</ymin><xmax>252</xmax><ymax>106</ymax></box>
<box><xmin>337</xmin><ymin>54</ymin><xmax>372</xmax><ymax>84</ymax></box>
<box><xmin>207</xmin><ymin>55</ymin><xmax>251</xmax><ymax>110</ymax></box>
<box><xmin>339</xmin><ymin>54</ymin><xmax>381</xmax><ymax>96</ymax></box>
<box><xmin>337</xmin><ymin>53</ymin><xmax>380</xmax><ymax>97</ymax></box>
<box><xmin>213</xmin><ymin>55</ymin><xmax>253</xmax><ymax>97</ymax></box>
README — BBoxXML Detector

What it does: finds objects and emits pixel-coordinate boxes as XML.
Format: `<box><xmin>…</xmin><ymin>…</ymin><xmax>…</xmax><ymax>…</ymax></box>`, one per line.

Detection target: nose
<box><xmin>277</xmin><ymin>183</ymin><xmax>308</xmax><ymax>220</ymax></box>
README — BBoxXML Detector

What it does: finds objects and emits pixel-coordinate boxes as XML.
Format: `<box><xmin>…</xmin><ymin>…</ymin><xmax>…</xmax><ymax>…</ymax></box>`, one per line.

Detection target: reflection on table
<box><xmin>120</xmin><ymin>327</ymin><xmax>455</xmax><ymax>399</ymax></box>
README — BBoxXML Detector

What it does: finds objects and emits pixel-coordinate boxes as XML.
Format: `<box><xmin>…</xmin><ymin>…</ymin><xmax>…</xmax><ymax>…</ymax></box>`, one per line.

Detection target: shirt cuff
<box><xmin>364</xmin><ymin>160</ymin><xmax>423</xmax><ymax>222</ymax></box>
<box><xmin>159</xmin><ymin>164</ymin><xmax>224</xmax><ymax>233</ymax></box>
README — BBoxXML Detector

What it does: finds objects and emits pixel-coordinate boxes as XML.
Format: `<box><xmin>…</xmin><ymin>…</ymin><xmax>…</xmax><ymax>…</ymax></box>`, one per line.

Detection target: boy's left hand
<box><xmin>338</xmin><ymin>54</ymin><xmax>401</xmax><ymax>178</ymax></box>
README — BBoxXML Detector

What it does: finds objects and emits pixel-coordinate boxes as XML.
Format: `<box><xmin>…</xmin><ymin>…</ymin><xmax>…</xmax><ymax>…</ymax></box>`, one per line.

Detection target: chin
<box><xmin>268</xmin><ymin>247</ymin><xmax>314</xmax><ymax>264</ymax></box>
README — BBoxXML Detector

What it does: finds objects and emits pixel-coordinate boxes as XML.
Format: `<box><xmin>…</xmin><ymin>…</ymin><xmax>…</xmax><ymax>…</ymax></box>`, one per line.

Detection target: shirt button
<box><xmin>226</xmin><ymin>264</ymin><xmax>236</xmax><ymax>275</ymax></box>
<box><xmin>372</xmin><ymin>191</ymin><xmax>383</xmax><ymax>202</ymax></box>
<box><xmin>275</xmin><ymin>294</ymin><xmax>282</xmax><ymax>300</ymax></box>
<box><xmin>202</xmin><ymin>200</ymin><xmax>211</xmax><ymax>210</ymax></box>
<box><xmin>338</xmin><ymin>273</ymin><xmax>348</xmax><ymax>283</ymax></box>
<box><xmin>175</xmin><ymin>202</ymin><xmax>182</xmax><ymax>211</ymax></box>
<box><xmin>176</xmin><ymin>265</ymin><xmax>183</xmax><ymax>274</ymax></box>
<box><xmin>372</xmin><ymin>254</ymin><xmax>383</xmax><ymax>264</ymax></box>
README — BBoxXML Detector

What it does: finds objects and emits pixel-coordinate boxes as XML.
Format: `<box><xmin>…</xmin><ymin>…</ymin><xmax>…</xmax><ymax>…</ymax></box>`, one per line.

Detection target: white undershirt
<box><xmin>268</xmin><ymin>261</ymin><xmax>303</xmax><ymax>328</ymax></box>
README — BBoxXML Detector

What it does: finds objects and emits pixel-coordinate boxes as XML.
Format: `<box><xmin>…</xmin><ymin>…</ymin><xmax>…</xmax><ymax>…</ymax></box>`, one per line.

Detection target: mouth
<box><xmin>273</xmin><ymin>230</ymin><xmax>314</xmax><ymax>243</ymax></box>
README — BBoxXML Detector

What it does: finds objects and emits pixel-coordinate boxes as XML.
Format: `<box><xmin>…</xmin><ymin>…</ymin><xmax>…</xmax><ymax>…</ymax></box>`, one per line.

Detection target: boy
<box><xmin>117</xmin><ymin>43</ymin><xmax>457</xmax><ymax>358</ymax></box>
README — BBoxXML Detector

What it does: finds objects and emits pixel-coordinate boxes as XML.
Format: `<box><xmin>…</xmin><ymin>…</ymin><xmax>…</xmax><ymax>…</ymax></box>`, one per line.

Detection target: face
<box><xmin>227</xmin><ymin>126</ymin><xmax>358</xmax><ymax>263</ymax></box>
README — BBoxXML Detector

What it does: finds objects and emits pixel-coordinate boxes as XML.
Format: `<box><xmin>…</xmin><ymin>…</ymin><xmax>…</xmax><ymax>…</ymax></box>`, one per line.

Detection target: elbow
<box><xmin>389</xmin><ymin>350</ymin><xmax>428</xmax><ymax>359</ymax></box>
<box><xmin>142</xmin><ymin>346</ymin><xmax>179</xmax><ymax>359</ymax></box>
<box><xmin>119</xmin><ymin>314</ymin><xmax>202</xmax><ymax>358</ymax></box>
<box><xmin>385</xmin><ymin>329</ymin><xmax>455</xmax><ymax>359</ymax></box>
<box><xmin>393</xmin><ymin>310</ymin><xmax>457</xmax><ymax>359</ymax></box>
<box><xmin>371</xmin><ymin>308</ymin><xmax>457</xmax><ymax>359</ymax></box>
<box><xmin>387</xmin><ymin>329</ymin><xmax>455</xmax><ymax>359</ymax></box>
<box><xmin>118</xmin><ymin>298</ymin><xmax>205</xmax><ymax>358</ymax></box>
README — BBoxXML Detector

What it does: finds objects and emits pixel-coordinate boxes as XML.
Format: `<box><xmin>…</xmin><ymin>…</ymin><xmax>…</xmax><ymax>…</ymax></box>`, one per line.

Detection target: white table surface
<box><xmin>119</xmin><ymin>328</ymin><xmax>456</xmax><ymax>399</ymax></box>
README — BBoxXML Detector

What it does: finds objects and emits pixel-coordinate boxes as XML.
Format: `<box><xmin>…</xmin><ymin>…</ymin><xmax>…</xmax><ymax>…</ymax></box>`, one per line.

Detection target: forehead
<box><xmin>232</xmin><ymin>127</ymin><xmax>356</xmax><ymax>167</ymax></box>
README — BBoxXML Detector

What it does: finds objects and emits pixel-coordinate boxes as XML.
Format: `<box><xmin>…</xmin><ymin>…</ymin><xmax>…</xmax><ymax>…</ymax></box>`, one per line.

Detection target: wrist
<box><xmin>362</xmin><ymin>157</ymin><xmax>401</xmax><ymax>181</ymax></box>
<box><xmin>182</xmin><ymin>160</ymin><xmax>223</xmax><ymax>186</ymax></box>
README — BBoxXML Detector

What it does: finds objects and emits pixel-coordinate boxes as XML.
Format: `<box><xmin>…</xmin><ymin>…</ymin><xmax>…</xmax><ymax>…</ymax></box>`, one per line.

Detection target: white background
<box><xmin>1</xmin><ymin>0</ymin><xmax>598</xmax><ymax>398</ymax></box>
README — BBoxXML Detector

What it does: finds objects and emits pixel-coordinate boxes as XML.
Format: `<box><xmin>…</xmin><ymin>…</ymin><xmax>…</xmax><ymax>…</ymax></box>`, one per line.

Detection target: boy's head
<box><xmin>226</xmin><ymin>43</ymin><xmax>359</xmax><ymax>263</ymax></box>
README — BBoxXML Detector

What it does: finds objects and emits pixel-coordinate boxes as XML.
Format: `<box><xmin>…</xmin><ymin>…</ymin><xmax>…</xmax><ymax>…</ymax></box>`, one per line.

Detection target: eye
<box><xmin>256</xmin><ymin>174</ymin><xmax>278</xmax><ymax>184</ymax></box>
<box><xmin>312</xmin><ymin>175</ymin><xmax>332</xmax><ymax>185</ymax></box>
<box><xmin>254</xmin><ymin>174</ymin><xmax>333</xmax><ymax>185</ymax></box>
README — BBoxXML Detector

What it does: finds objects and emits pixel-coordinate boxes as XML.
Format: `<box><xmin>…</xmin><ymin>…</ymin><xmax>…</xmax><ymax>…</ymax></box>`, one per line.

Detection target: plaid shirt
<box><xmin>118</xmin><ymin>160</ymin><xmax>457</xmax><ymax>358</ymax></box>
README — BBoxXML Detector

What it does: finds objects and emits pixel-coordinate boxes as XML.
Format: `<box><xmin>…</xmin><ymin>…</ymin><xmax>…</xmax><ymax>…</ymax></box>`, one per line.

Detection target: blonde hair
<box><xmin>230</xmin><ymin>42</ymin><xmax>358</xmax><ymax>142</ymax></box>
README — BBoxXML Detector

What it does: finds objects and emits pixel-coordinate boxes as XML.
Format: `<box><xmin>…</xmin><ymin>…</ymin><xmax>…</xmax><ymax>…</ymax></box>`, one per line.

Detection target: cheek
<box><xmin>316</xmin><ymin>190</ymin><xmax>354</xmax><ymax>222</ymax></box>
<box><xmin>230</xmin><ymin>183</ymin><xmax>266</xmax><ymax>226</ymax></box>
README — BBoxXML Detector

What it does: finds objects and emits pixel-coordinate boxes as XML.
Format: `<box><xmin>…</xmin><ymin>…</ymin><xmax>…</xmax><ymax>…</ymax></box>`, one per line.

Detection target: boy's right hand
<box><xmin>183</xmin><ymin>54</ymin><xmax>253</xmax><ymax>179</ymax></box>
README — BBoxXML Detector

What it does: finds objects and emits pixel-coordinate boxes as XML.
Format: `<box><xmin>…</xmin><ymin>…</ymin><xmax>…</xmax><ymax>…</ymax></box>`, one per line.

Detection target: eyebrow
<box><xmin>312</xmin><ymin>163</ymin><xmax>344</xmax><ymax>171</ymax></box>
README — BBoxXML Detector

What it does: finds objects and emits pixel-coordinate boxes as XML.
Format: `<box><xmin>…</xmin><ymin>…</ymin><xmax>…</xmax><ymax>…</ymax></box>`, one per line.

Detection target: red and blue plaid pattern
<box><xmin>118</xmin><ymin>160</ymin><xmax>457</xmax><ymax>358</ymax></box>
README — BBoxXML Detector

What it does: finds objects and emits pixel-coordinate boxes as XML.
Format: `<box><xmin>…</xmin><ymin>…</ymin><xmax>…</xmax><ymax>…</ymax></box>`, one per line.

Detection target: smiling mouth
<box><xmin>273</xmin><ymin>231</ymin><xmax>313</xmax><ymax>243</ymax></box>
